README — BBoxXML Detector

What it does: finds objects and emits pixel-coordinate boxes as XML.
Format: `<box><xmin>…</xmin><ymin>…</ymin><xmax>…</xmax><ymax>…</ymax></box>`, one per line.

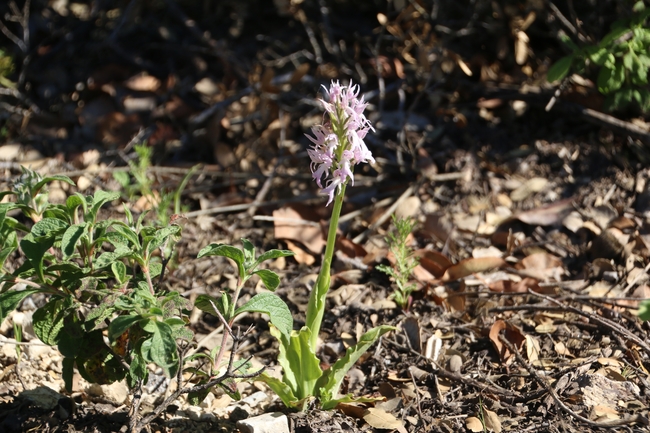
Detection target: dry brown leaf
<box><xmin>273</xmin><ymin>206</ymin><xmax>324</xmax><ymax>254</ymax></box>
<box><xmin>414</xmin><ymin>249</ymin><xmax>452</xmax><ymax>279</ymax></box>
<box><xmin>362</xmin><ymin>408</ymin><xmax>407</xmax><ymax>432</ymax></box>
<box><xmin>285</xmin><ymin>240</ymin><xmax>315</xmax><ymax>265</ymax></box>
<box><xmin>442</xmin><ymin>256</ymin><xmax>506</xmax><ymax>282</ymax></box>
<box><xmin>489</xmin><ymin>320</ymin><xmax>525</xmax><ymax>362</ymax></box>
<box><xmin>465</xmin><ymin>417</ymin><xmax>484</xmax><ymax>432</ymax></box>
<box><xmin>525</xmin><ymin>334</ymin><xmax>541</xmax><ymax>364</ymax></box>
<box><xmin>510</xmin><ymin>177</ymin><xmax>548</xmax><ymax>202</ymax></box>
<box><xmin>483</xmin><ymin>408</ymin><xmax>502</xmax><ymax>433</ymax></box>
<box><xmin>513</xmin><ymin>198</ymin><xmax>574</xmax><ymax>226</ymax></box>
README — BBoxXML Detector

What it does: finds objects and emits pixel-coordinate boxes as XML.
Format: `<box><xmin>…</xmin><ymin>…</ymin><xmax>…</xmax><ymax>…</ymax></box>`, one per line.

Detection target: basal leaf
<box><xmin>318</xmin><ymin>325</ymin><xmax>396</xmax><ymax>409</ymax></box>
<box><xmin>253</xmin><ymin>269</ymin><xmax>281</xmax><ymax>292</ymax></box>
<box><xmin>235</xmin><ymin>292</ymin><xmax>293</xmax><ymax>340</ymax></box>
<box><xmin>257</xmin><ymin>372</ymin><xmax>299</xmax><ymax>408</ymax></box>
<box><xmin>270</xmin><ymin>325</ymin><xmax>321</xmax><ymax>401</ymax></box>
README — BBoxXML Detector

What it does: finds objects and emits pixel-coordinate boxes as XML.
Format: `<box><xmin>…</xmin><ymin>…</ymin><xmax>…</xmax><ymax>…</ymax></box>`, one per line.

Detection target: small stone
<box><xmin>184</xmin><ymin>405</ymin><xmax>203</xmax><ymax>421</ymax></box>
<box><xmin>26</xmin><ymin>340</ymin><xmax>53</xmax><ymax>360</ymax></box>
<box><xmin>237</xmin><ymin>412</ymin><xmax>290</xmax><ymax>433</ymax></box>
<box><xmin>101</xmin><ymin>380</ymin><xmax>129</xmax><ymax>404</ymax></box>
<box><xmin>240</xmin><ymin>390</ymin><xmax>268</xmax><ymax>407</ymax></box>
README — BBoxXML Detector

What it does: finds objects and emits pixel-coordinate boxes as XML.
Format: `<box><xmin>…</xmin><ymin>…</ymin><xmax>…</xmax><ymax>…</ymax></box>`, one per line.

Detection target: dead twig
<box><xmin>499</xmin><ymin>333</ymin><xmax>649</xmax><ymax>428</ymax></box>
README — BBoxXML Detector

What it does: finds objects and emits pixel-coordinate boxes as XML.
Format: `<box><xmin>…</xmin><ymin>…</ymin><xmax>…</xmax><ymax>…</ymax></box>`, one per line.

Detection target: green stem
<box><xmin>305</xmin><ymin>183</ymin><xmax>346</xmax><ymax>351</ymax></box>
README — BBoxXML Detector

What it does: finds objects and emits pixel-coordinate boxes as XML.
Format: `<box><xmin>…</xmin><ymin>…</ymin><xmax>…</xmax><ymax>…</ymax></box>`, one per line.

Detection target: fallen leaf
<box><xmin>466</xmin><ymin>416</ymin><xmax>484</xmax><ymax>432</ymax></box>
<box><xmin>483</xmin><ymin>408</ymin><xmax>502</xmax><ymax>433</ymax></box>
<box><xmin>362</xmin><ymin>407</ymin><xmax>406</xmax><ymax>432</ymax></box>
<box><xmin>512</xmin><ymin>198</ymin><xmax>574</xmax><ymax>226</ymax></box>
<box><xmin>510</xmin><ymin>177</ymin><xmax>548</xmax><ymax>202</ymax></box>
<box><xmin>489</xmin><ymin>320</ymin><xmax>525</xmax><ymax>362</ymax></box>
<box><xmin>273</xmin><ymin>206</ymin><xmax>324</xmax><ymax>254</ymax></box>
<box><xmin>442</xmin><ymin>257</ymin><xmax>506</xmax><ymax>282</ymax></box>
<box><xmin>285</xmin><ymin>240</ymin><xmax>315</xmax><ymax>265</ymax></box>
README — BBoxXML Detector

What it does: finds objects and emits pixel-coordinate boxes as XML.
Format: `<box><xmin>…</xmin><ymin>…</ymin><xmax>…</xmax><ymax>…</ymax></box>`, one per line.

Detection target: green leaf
<box><xmin>62</xmin><ymin>357</ymin><xmax>74</xmax><ymax>392</ymax></box>
<box><xmin>148</xmin><ymin>225</ymin><xmax>181</xmax><ymax>254</ymax></box>
<box><xmin>61</xmin><ymin>223</ymin><xmax>86</xmax><ymax>259</ymax></box>
<box><xmin>623</xmin><ymin>50</ymin><xmax>635</xmax><ymax>70</ymax></box>
<box><xmin>188</xmin><ymin>384</ymin><xmax>211</xmax><ymax>406</ymax></box>
<box><xmin>20</xmin><ymin>234</ymin><xmax>55</xmax><ymax>282</ymax></box>
<box><xmin>0</xmin><ymin>289</ymin><xmax>42</xmax><ymax>324</ymax></box>
<box><xmin>147</xmin><ymin>320</ymin><xmax>179</xmax><ymax>377</ymax></box>
<box><xmin>639</xmin><ymin>300</ymin><xmax>650</xmax><ymax>321</ymax></box>
<box><xmin>33</xmin><ymin>175</ymin><xmax>75</xmax><ymax>193</ymax></box>
<box><xmin>95</xmin><ymin>246</ymin><xmax>132</xmax><ymax>269</ymax></box>
<box><xmin>546</xmin><ymin>55</ymin><xmax>573</xmax><ymax>83</ymax></box>
<box><xmin>252</xmin><ymin>269</ymin><xmax>281</xmax><ymax>292</ymax></box>
<box><xmin>111</xmin><ymin>223</ymin><xmax>140</xmax><ymax>247</ymax></box>
<box><xmin>254</xmin><ymin>249</ymin><xmax>295</xmax><ymax>268</ymax></box>
<box><xmin>89</xmin><ymin>190</ymin><xmax>121</xmax><ymax>221</ymax></box>
<box><xmin>197</xmin><ymin>244</ymin><xmax>245</xmax><ymax>277</ymax></box>
<box><xmin>600</xmin><ymin>27</ymin><xmax>631</xmax><ymax>48</ymax></box>
<box><xmin>31</xmin><ymin>218</ymin><xmax>68</xmax><ymax>238</ymax></box>
<box><xmin>195</xmin><ymin>294</ymin><xmax>230</xmax><ymax>321</ymax></box>
<box><xmin>270</xmin><ymin>326</ymin><xmax>321</xmax><ymax>401</ymax></box>
<box><xmin>598</xmin><ymin>62</ymin><xmax>625</xmax><ymax>94</ymax></box>
<box><xmin>241</xmin><ymin>238</ymin><xmax>256</xmax><ymax>268</ymax></box>
<box><xmin>33</xmin><ymin>299</ymin><xmax>70</xmax><ymax>345</ymax></box>
<box><xmin>127</xmin><ymin>352</ymin><xmax>148</xmax><ymax>388</ymax></box>
<box><xmin>66</xmin><ymin>193</ymin><xmax>86</xmax><ymax>215</ymax></box>
<box><xmin>113</xmin><ymin>171</ymin><xmax>131</xmax><ymax>189</ymax></box>
<box><xmin>257</xmin><ymin>372</ymin><xmax>300</xmax><ymax>408</ymax></box>
<box><xmin>0</xmin><ymin>231</ymin><xmax>17</xmax><ymax>269</ymax></box>
<box><xmin>235</xmin><ymin>292</ymin><xmax>293</xmax><ymax>340</ymax></box>
<box><xmin>318</xmin><ymin>325</ymin><xmax>396</xmax><ymax>409</ymax></box>
<box><xmin>111</xmin><ymin>261</ymin><xmax>128</xmax><ymax>285</ymax></box>
<box><xmin>586</xmin><ymin>46</ymin><xmax>612</xmax><ymax>66</ymax></box>
<box><xmin>108</xmin><ymin>314</ymin><xmax>142</xmax><ymax>341</ymax></box>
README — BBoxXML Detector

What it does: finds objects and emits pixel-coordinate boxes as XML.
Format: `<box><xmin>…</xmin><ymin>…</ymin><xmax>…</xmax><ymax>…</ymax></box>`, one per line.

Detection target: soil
<box><xmin>1</xmin><ymin>1</ymin><xmax>650</xmax><ymax>432</ymax></box>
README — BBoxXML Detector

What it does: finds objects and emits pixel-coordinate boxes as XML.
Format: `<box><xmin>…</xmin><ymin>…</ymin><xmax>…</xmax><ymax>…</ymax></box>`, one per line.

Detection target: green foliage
<box><xmin>0</xmin><ymin>167</ymin><xmax>189</xmax><ymax>392</ymax></box>
<box><xmin>376</xmin><ymin>215</ymin><xmax>420</xmax><ymax>310</ymax></box>
<box><xmin>547</xmin><ymin>1</ymin><xmax>650</xmax><ymax>112</ymax></box>
<box><xmin>639</xmin><ymin>300</ymin><xmax>650</xmax><ymax>321</ymax></box>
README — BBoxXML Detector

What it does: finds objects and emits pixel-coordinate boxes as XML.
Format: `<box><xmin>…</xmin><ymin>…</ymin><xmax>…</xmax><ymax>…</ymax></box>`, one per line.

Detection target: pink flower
<box><xmin>306</xmin><ymin>80</ymin><xmax>374</xmax><ymax>205</ymax></box>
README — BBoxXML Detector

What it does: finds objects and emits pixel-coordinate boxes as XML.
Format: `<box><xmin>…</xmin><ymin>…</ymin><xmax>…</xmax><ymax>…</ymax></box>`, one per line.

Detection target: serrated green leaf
<box><xmin>0</xmin><ymin>289</ymin><xmax>42</xmax><ymax>324</ymax></box>
<box><xmin>318</xmin><ymin>325</ymin><xmax>396</xmax><ymax>409</ymax></box>
<box><xmin>61</xmin><ymin>223</ymin><xmax>86</xmax><ymax>259</ymax></box>
<box><xmin>235</xmin><ymin>292</ymin><xmax>292</xmax><ymax>339</ymax></box>
<box><xmin>547</xmin><ymin>55</ymin><xmax>573</xmax><ymax>83</ymax></box>
<box><xmin>108</xmin><ymin>314</ymin><xmax>142</xmax><ymax>341</ymax></box>
<box><xmin>31</xmin><ymin>218</ymin><xmax>68</xmax><ymax>238</ymax></box>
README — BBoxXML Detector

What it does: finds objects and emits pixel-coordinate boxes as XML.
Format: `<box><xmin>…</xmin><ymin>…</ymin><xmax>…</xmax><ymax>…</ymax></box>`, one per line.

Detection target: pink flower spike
<box><xmin>305</xmin><ymin>79</ymin><xmax>375</xmax><ymax>205</ymax></box>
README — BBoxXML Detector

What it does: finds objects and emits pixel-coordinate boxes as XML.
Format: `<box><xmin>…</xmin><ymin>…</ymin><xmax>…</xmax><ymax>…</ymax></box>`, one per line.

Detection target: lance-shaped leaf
<box><xmin>254</xmin><ymin>249</ymin><xmax>295</xmax><ymax>268</ymax></box>
<box><xmin>61</xmin><ymin>223</ymin><xmax>87</xmax><ymax>259</ymax></box>
<box><xmin>235</xmin><ymin>292</ymin><xmax>293</xmax><ymax>340</ymax></box>
<box><xmin>318</xmin><ymin>325</ymin><xmax>396</xmax><ymax>409</ymax></box>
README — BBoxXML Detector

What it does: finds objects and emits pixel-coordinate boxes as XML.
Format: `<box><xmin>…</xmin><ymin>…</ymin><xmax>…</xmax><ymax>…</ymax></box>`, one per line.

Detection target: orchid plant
<box><xmin>255</xmin><ymin>80</ymin><xmax>395</xmax><ymax>410</ymax></box>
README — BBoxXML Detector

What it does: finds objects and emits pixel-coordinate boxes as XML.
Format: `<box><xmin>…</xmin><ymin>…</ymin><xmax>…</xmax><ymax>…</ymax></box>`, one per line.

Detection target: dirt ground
<box><xmin>1</xmin><ymin>1</ymin><xmax>650</xmax><ymax>432</ymax></box>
